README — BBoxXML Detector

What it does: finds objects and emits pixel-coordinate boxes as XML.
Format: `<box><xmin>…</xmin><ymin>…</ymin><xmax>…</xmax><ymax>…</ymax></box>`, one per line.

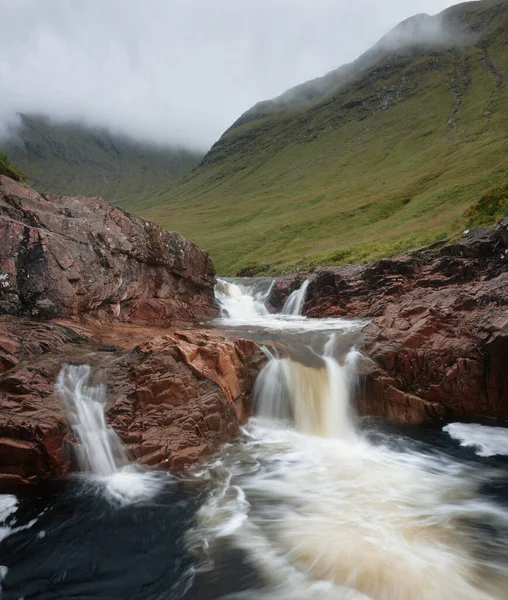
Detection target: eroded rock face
<box><xmin>0</xmin><ymin>175</ymin><xmax>217</xmax><ymax>323</ymax></box>
<box><xmin>0</xmin><ymin>319</ymin><xmax>263</xmax><ymax>486</ymax></box>
<box><xmin>0</xmin><ymin>350</ymin><xmax>73</xmax><ymax>486</ymax></box>
<box><xmin>270</xmin><ymin>227</ymin><xmax>508</xmax><ymax>423</ymax></box>
<box><xmin>107</xmin><ymin>330</ymin><xmax>262</xmax><ymax>471</ymax></box>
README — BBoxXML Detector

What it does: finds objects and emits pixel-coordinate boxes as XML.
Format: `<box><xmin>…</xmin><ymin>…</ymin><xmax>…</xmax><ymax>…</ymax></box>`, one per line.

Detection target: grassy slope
<box><xmin>0</xmin><ymin>151</ymin><xmax>25</xmax><ymax>182</ymax></box>
<box><xmin>120</xmin><ymin>0</ymin><xmax>508</xmax><ymax>275</ymax></box>
<box><xmin>2</xmin><ymin>114</ymin><xmax>202</xmax><ymax>200</ymax></box>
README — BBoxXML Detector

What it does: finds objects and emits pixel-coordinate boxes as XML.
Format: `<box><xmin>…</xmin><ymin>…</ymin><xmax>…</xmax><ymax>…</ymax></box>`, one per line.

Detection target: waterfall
<box><xmin>214</xmin><ymin>277</ymin><xmax>365</xmax><ymax>334</ymax></box>
<box><xmin>215</xmin><ymin>278</ymin><xmax>272</xmax><ymax>321</ymax></box>
<box><xmin>57</xmin><ymin>363</ymin><xmax>165</xmax><ymax>504</ymax></box>
<box><xmin>281</xmin><ymin>280</ymin><xmax>309</xmax><ymax>316</ymax></box>
<box><xmin>215</xmin><ymin>276</ymin><xmax>365</xmax><ymax>438</ymax></box>
<box><xmin>57</xmin><ymin>364</ymin><xmax>126</xmax><ymax>477</ymax></box>
<box><xmin>253</xmin><ymin>344</ymin><xmax>357</xmax><ymax>439</ymax></box>
<box><xmin>189</xmin><ymin>316</ymin><xmax>508</xmax><ymax>600</ymax></box>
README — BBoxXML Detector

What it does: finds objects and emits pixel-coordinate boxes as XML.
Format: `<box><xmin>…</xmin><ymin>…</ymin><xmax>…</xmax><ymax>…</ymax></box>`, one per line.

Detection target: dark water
<box><xmin>0</xmin><ymin>474</ymin><xmax>265</xmax><ymax>600</ymax></box>
<box><xmin>1</xmin><ymin>422</ymin><xmax>508</xmax><ymax>600</ymax></box>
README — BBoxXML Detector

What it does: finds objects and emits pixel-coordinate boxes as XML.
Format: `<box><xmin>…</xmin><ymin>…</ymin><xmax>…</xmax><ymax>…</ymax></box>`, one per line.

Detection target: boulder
<box><xmin>0</xmin><ymin>318</ymin><xmax>263</xmax><ymax>487</ymax></box>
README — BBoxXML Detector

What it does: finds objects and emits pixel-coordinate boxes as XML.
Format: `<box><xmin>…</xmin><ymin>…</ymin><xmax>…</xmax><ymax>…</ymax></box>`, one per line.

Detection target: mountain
<box><xmin>116</xmin><ymin>0</ymin><xmax>508</xmax><ymax>276</ymax></box>
<box><xmin>1</xmin><ymin>114</ymin><xmax>202</xmax><ymax>200</ymax></box>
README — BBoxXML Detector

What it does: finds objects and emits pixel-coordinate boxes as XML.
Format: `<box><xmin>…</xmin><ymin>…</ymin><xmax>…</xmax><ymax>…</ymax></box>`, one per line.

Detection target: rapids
<box><xmin>1</xmin><ymin>277</ymin><xmax>508</xmax><ymax>599</ymax></box>
<box><xmin>186</xmin><ymin>279</ymin><xmax>508</xmax><ymax>599</ymax></box>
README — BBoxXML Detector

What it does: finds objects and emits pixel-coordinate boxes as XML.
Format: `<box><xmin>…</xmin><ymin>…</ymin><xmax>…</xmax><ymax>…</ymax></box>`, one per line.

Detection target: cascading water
<box><xmin>57</xmin><ymin>364</ymin><xmax>126</xmax><ymax>477</ymax></box>
<box><xmin>215</xmin><ymin>278</ymin><xmax>271</xmax><ymax>321</ymax></box>
<box><xmin>214</xmin><ymin>277</ymin><xmax>365</xmax><ymax>333</ymax></box>
<box><xmin>281</xmin><ymin>279</ymin><xmax>309</xmax><ymax>316</ymax></box>
<box><xmin>181</xmin><ymin>279</ymin><xmax>508</xmax><ymax>599</ymax></box>
<box><xmin>253</xmin><ymin>350</ymin><xmax>357</xmax><ymax>439</ymax></box>
<box><xmin>57</xmin><ymin>363</ymin><xmax>166</xmax><ymax>504</ymax></box>
<box><xmin>216</xmin><ymin>277</ymin><xmax>362</xmax><ymax>438</ymax></box>
<box><xmin>3</xmin><ymin>280</ymin><xmax>508</xmax><ymax>599</ymax></box>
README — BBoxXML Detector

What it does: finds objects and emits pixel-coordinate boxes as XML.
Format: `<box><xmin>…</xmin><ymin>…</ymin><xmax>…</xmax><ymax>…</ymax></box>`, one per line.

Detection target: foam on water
<box><xmin>0</xmin><ymin>496</ymin><xmax>17</xmax><ymax>544</ymax></box>
<box><xmin>0</xmin><ymin>564</ymin><xmax>8</xmax><ymax>596</ymax></box>
<box><xmin>104</xmin><ymin>466</ymin><xmax>168</xmax><ymax>505</ymax></box>
<box><xmin>5</xmin><ymin>278</ymin><xmax>502</xmax><ymax>597</ymax></box>
<box><xmin>187</xmin><ymin>421</ymin><xmax>508</xmax><ymax>600</ymax></box>
<box><xmin>0</xmin><ymin>491</ymin><xmax>39</xmax><ymax>579</ymax></box>
<box><xmin>215</xmin><ymin>278</ymin><xmax>271</xmax><ymax>321</ymax></box>
<box><xmin>57</xmin><ymin>364</ymin><xmax>166</xmax><ymax>505</ymax></box>
<box><xmin>444</xmin><ymin>422</ymin><xmax>508</xmax><ymax>457</ymax></box>
<box><xmin>195</xmin><ymin>278</ymin><xmax>508</xmax><ymax>598</ymax></box>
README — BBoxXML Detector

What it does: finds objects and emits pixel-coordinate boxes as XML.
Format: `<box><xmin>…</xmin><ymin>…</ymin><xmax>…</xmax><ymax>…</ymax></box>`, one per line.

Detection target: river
<box><xmin>1</xmin><ymin>278</ymin><xmax>508</xmax><ymax>599</ymax></box>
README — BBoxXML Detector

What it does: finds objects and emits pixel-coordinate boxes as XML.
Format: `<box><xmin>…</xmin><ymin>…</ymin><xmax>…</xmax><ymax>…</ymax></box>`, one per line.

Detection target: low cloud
<box><xmin>0</xmin><ymin>0</ymin><xmax>463</xmax><ymax>151</ymax></box>
<box><xmin>377</xmin><ymin>10</ymin><xmax>475</xmax><ymax>52</ymax></box>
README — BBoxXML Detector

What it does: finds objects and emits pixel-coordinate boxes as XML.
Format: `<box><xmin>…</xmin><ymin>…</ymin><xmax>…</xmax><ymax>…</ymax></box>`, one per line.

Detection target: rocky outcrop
<box><xmin>270</xmin><ymin>226</ymin><xmax>508</xmax><ymax>423</ymax></box>
<box><xmin>0</xmin><ymin>321</ymin><xmax>262</xmax><ymax>486</ymax></box>
<box><xmin>0</xmin><ymin>175</ymin><xmax>216</xmax><ymax>323</ymax></box>
<box><xmin>107</xmin><ymin>330</ymin><xmax>261</xmax><ymax>470</ymax></box>
<box><xmin>0</xmin><ymin>177</ymin><xmax>263</xmax><ymax>487</ymax></box>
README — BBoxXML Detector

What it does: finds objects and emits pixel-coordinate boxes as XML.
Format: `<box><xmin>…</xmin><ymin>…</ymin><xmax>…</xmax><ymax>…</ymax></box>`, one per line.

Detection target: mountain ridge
<box><xmin>220</xmin><ymin>2</ymin><xmax>478</xmax><ymax>139</ymax></box>
<box><xmin>1</xmin><ymin>114</ymin><xmax>202</xmax><ymax>200</ymax></box>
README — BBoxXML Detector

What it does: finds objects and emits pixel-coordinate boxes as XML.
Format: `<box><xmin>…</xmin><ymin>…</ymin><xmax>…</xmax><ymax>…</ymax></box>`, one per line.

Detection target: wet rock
<box><xmin>106</xmin><ymin>329</ymin><xmax>263</xmax><ymax>472</ymax></box>
<box><xmin>0</xmin><ymin>354</ymin><xmax>75</xmax><ymax>486</ymax></box>
<box><xmin>268</xmin><ymin>273</ymin><xmax>307</xmax><ymax>308</ymax></box>
<box><xmin>0</xmin><ymin>320</ymin><xmax>263</xmax><ymax>486</ymax></box>
<box><xmin>0</xmin><ymin>317</ymin><xmax>86</xmax><ymax>371</ymax></box>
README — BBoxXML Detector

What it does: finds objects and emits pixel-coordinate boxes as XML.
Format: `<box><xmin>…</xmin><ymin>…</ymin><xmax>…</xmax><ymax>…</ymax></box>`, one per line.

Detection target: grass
<box><xmin>0</xmin><ymin>151</ymin><xmax>25</xmax><ymax>182</ymax></box>
<box><xmin>463</xmin><ymin>184</ymin><xmax>508</xmax><ymax>227</ymax></box>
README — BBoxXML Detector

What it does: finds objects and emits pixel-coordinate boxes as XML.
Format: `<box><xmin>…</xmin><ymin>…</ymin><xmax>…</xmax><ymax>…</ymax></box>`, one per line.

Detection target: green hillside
<box><xmin>0</xmin><ymin>151</ymin><xmax>25</xmax><ymax>182</ymax></box>
<box><xmin>122</xmin><ymin>0</ymin><xmax>507</xmax><ymax>274</ymax></box>
<box><xmin>2</xmin><ymin>114</ymin><xmax>202</xmax><ymax>199</ymax></box>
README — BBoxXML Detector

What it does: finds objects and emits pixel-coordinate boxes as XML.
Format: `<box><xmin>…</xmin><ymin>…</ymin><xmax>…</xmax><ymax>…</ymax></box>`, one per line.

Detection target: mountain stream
<box><xmin>1</xmin><ymin>278</ymin><xmax>508</xmax><ymax>599</ymax></box>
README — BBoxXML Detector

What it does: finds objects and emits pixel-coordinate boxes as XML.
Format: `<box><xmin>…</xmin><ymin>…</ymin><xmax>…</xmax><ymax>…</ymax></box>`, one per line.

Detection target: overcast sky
<box><xmin>0</xmin><ymin>0</ymin><xmax>465</xmax><ymax>151</ymax></box>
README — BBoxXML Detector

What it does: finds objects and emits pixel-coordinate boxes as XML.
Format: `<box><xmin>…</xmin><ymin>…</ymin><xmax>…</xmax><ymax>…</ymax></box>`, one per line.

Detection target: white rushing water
<box><xmin>57</xmin><ymin>364</ymin><xmax>126</xmax><ymax>477</ymax></box>
<box><xmin>0</xmin><ymin>493</ymin><xmax>39</xmax><ymax>593</ymax></box>
<box><xmin>214</xmin><ymin>278</ymin><xmax>367</xmax><ymax>333</ymax></box>
<box><xmin>444</xmin><ymin>422</ymin><xmax>508</xmax><ymax>457</ymax></box>
<box><xmin>253</xmin><ymin>351</ymin><xmax>357</xmax><ymax>439</ymax></box>
<box><xmin>188</xmin><ymin>420</ymin><xmax>508</xmax><ymax>600</ymax></box>
<box><xmin>57</xmin><ymin>364</ymin><xmax>166</xmax><ymax>504</ymax></box>
<box><xmin>183</xmin><ymin>279</ymin><xmax>508</xmax><ymax>599</ymax></box>
<box><xmin>214</xmin><ymin>278</ymin><xmax>271</xmax><ymax>321</ymax></box>
<box><xmin>281</xmin><ymin>279</ymin><xmax>310</xmax><ymax>316</ymax></box>
<box><xmin>0</xmin><ymin>495</ymin><xmax>18</xmax><ymax>544</ymax></box>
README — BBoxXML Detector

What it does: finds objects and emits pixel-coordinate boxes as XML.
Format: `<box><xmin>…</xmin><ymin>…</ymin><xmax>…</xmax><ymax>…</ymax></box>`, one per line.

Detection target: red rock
<box><xmin>0</xmin><ymin>176</ymin><xmax>265</xmax><ymax>487</ymax></box>
<box><xmin>0</xmin><ymin>175</ymin><xmax>217</xmax><ymax>324</ymax></box>
<box><xmin>0</xmin><ymin>318</ymin><xmax>263</xmax><ymax>486</ymax></box>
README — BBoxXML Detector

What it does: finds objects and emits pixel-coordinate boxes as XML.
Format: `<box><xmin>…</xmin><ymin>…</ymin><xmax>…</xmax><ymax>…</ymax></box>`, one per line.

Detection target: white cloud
<box><xmin>0</xmin><ymin>0</ymin><xmax>464</xmax><ymax>150</ymax></box>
